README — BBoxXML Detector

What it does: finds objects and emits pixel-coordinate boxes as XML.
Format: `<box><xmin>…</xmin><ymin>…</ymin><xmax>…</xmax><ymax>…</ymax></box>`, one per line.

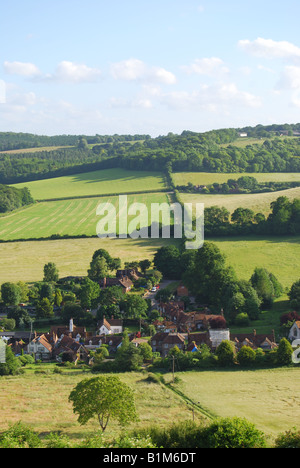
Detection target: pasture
<box><xmin>0</xmin><ymin>235</ymin><xmax>299</xmax><ymax>288</ymax></box>
<box><xmin>173</xmin><ymin>171</ymin><xmax>300</xmax><ymax>187</ymax></box>
<box><xmin>12</xmin><ymin>168</ymin><xmax>166</xmax><ymax>200</ymax></box>
<box><xmin>180</xmin><ymin>187</ymin><xmax>300</xmax><ymax>215</ymax></box>
<box><xmin>0</xmin><ymin>368</ymin><xmax>192</xmax><ymax>440</ymax></box>
<box><xmin>212</xmin><ymin>236</ymin><xmax>300</xmax><ymax>289</ymax></box>
<box><xmin>168</xmin><ymin>368</ymin><xmax>300</xmax><ymax>440</ymax></box>
<box><xmin>0</xmin><ymin>237</ymin><xmax>178</xmax><ymax>284</ymax></box>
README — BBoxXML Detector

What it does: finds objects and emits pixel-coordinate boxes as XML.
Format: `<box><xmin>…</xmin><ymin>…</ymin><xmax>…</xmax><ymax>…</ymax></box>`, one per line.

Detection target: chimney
<box><xmin>69</xmin><ymin>318</ymin><xmax>74</xmax><ymax>333</ymax></box>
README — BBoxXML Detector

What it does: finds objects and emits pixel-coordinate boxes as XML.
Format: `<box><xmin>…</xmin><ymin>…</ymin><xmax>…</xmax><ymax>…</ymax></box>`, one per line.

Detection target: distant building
<box><xmin>98</xmin><ymin>317</ymin><xmax>123</xmax><ymax>336</ymax></box>
<box><xmin>230</xmin><ymin>330</ymin><xmax>277</xmax><ymax>351</ymax></box>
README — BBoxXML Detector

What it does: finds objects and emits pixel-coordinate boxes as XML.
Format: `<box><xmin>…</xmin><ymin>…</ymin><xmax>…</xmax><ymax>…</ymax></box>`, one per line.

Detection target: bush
<box><xmin>44</xmin><ymin>432</ymin><xmax>71</xmax><ymax>448</ymax></box>
<box><xmin>0</xmin><ymin>422</ymin><xmax>42</xmax><ymax>448</ymax></box>
<box><xmin>133</xmin><ymin>420</ymin><xmax>199</xmax><ymax>449</ymax></box>
<box><xmin>275</xmin><ymin>428</ymin><xmax>300</xmax><ymax>448</ymax></box>
<box><xmin>237</xmin><ymin>346</ymin><xmax>256</xmax><ymax>367</ymax></box>
<box><xmin>216</xmin><ymin>340</ymin><xmax>236</xmax><ymax>367</ymax></box>
<box><xmin>276</xmin><ymin>338</ymin><xmax>294</xmax><ymax>366</ymax></box>
<box><xmin>200</xmin><ymin>417</ymin><xmax>266</xmax><ymax>448</ymax></box>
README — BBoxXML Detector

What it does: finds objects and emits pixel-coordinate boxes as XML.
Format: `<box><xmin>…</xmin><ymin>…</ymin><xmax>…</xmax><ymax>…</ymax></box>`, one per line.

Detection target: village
<box><xmin>0</xmin><ymin>264</ymin><xmax>283</xmax><ymax>367</ymax></box>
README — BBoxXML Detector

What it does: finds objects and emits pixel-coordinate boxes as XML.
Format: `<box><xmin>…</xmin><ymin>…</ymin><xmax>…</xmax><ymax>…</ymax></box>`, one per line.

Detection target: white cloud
<box><xmin>279</xmin><ymin>65</ymin><xmax>300</xmax><ymax>89</ymax></box>
<box><xmin>238</xmin><ymin>37</ymin><xmax>300</xmax><ymax>60</ymax></box>
<box><xmin>110</xmin><ymin>58</ymin><xmax>176</xmax><ymax>85</ymax></box>
<box><xmin>4</xmin><ymin>61</ymin><xmax>41</xmax><ymax>77</ymax></box>
<box><xmin>182</xmin><ymin>57</ymin><xmax>229</xmax><ymax>76</ymax></box>
<box><xmin>110</xmin><ymin>96</ymin><xmax>153</xmax><ymax>110</ymax></box>
<box><xmin>50</xmin><ymin>61</ymin><xmax>102</xmax><ymax>83</ymax></box>
<box><xmin>160</xmin><ymin>82</ymin><xmax>262</xmax><ymax>111</ymax></box>
<box><xmin>3</xmin><ymin>60</ymin><xmax>102</xmax><ymax>83</ymax></box>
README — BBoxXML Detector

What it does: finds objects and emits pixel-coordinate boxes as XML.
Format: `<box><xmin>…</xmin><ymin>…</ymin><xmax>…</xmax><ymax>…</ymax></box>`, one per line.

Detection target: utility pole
<box><xmin>172</xmin><ymin>355</ymin><xmax>175</xmax><ymax>383</ymax></box>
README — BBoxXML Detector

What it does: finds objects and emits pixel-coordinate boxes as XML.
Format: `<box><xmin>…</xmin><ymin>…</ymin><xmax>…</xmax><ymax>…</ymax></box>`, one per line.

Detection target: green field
<box><xmin>13</xmin><ymin>168</ymin><xmax>166</xmax><ymax>200</ymax></box>
<box><xmin>0</xmin><ymin>365</ymin><xmax>299</xmax><ymax>443</ymax></box>
<box><xmin>180</xmin><ymin>187</ymin><xmax>300</xmax><ymax>215</ymax></box>
<box><xmin>213</xmin><ymin>236</ymin><xmax>300</xmax><ymax>289</ymax></box>
<box><xmin>173</xmin><ymin>171</ymin><xmax>300</xmax><ymax>187</ymax></box>
<box><xmin>0</xmin><ymin>237</ymin><xmax>179</xmax><ymax>284</ymax></box>
<box><xmin>167</xmin><ymin>368</ymin><xmax>300</xmax><ymax>439</ymax></box>
<box><xmin>0</xmin><ymin>368</ymin><xmax>192</xmax><ymax>439</ymax></box>
<box><xmin>0</xmin><ymin>192</ymin><xmax>170</xmax><ymax>241</ymax></box>
<box><xmin>0</xmin><ymin>235</ymin><xmax>299</xmax><ymax>288</ymax></box>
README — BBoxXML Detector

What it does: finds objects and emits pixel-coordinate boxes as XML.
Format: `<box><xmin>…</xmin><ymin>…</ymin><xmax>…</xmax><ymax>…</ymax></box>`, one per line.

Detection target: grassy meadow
<box><xmin>213</xmin><ymin>236</ymin><xmax>300</xmax><ymax>289</ymax></box>
<box><xmin>12</xmin><ymin>168</ymin><xmax>166</xmax><ymax>200</ymax></box>
<box><xmin>1</xmin><ymin>364</ymin><xmax>299</xmax><ymax>443</ymax></box>
<box><xmin>173</xmin><ymin>171</ymin><xmax>300</xmax><ymax>187</ymax></box>
<box><xmin>167</xmin><ymin>368</ymin><xmax>300</xmax><ymax>440</ymax></box>
<box><xmin>0</xmin><ymin>367</ymin><xmax>193</xmax><ymax>440</ymax></box>
<box><xmin>0</xmin><ymin>237</ymin><xmax>179</xmax><ymax>284</ymax></box>
<box><xmin>0</xmin><ymin>235</ymin><xmax>299</xmax><ymax>288</ymax></box>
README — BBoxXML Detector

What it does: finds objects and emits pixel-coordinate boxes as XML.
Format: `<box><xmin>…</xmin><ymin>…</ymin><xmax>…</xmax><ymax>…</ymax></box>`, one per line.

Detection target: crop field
<box><xmin>0</xmin><ymin>368</ymin><xmax>192</xmax><ymax>439</ymax></box>
<box><xmin>0</xmin><ymin>192</ymin><xmax>170</xmax><ymax>241</ymax></box>
<box><xmin>173</xmin><ymin>171</ymin><xmax>300</xmax><ymax>187</ymax></box>
<box><xmin>180</xmin><ymin>187</ymin><xmax>300</xmax><ymax>215</ymax></box>
<box><xmin>0</xmin><ymin>145</ymin><xmax>74</xmax><ymax>154</ymax></box>
<box><xmin>167</xmin><ymin>368</ymin><xmax>300</xmax><ymax>439</ymax></box>
<box><xmin>12</xmin><ymin>168</ymin><xmax>166</xmax><ymax>200</ymax></box>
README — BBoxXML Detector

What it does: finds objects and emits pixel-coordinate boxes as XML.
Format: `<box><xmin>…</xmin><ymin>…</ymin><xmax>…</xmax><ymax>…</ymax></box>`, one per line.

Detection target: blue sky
<box><xmin>1</xmin><ymin>0</ymin><xmax>300</xmax><ymax>136</ymax></box>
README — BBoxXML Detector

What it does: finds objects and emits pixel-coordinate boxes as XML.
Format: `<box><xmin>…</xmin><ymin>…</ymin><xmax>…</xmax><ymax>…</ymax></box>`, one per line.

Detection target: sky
<box><xmin>1</xmin><ymin>0</ymin><xmax>300</xmax><ymax>136</ymax></box>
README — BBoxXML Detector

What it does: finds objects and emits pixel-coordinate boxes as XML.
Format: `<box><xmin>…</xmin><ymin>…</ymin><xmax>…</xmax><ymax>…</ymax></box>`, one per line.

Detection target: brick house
<box><xmin>230</xmin><ymin>330</ymin><xmax>277</xmax><ymax>351</ymax></box>
<box><xmin>151</xmin><ymin>332</ymin><xmax>186</xmax><ymax>357</ymax></box>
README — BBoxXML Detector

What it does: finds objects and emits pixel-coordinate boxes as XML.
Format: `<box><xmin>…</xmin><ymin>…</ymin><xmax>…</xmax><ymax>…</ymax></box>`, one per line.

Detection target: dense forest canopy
<box><xmin>0</xmin><ymin>123</ymin><xmax>299</xmax><ymax>183</ymax></box>
<box><xmin>0</xmin><ymin>184</ymin><xmax>34</xmax><ymax>213</ymax></box>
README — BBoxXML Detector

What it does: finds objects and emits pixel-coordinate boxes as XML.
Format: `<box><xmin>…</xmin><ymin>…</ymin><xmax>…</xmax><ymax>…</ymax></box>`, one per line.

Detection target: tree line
<box><xmin>204</xmin><ymin>196</ymin><xmax>300</xmax><ymax>237</ymax></box>
<box><xmin>0</xmin><ymin>124</ymin><xmax>300</xmax><ymax>184</ymax></box>
<box><xmin>0</xmin><ymin>184</ymin><xmax>34</xmax><ymax>213</ymax></box>
<box><xmin>177</xmin><ymin>175</ymin><xmax>300</xmax><ymax>195</ymax></box>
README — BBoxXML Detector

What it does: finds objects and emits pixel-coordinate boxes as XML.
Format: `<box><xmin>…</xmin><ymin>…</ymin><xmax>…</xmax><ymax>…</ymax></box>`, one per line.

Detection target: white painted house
<box><xmin>98</xmin><ymin>317</ymin><xmax>123</xmax><ymax>336</ymax></box>
<box><xmin>289</xmin><ymin>321</ymin><xmax>300</xmax><ymax>342</ymax></box>
<box><xmin>209</xmin><ymin>329</ymin><xmax>230</xmax><ymax>350</ymax></box>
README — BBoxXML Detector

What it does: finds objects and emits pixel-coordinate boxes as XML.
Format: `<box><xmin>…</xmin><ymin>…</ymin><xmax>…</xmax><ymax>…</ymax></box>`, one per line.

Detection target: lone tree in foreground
<box><xmin>68</xmin><ymin>376</ymin><xmax>138</xmax><ymax>432</ymax></box>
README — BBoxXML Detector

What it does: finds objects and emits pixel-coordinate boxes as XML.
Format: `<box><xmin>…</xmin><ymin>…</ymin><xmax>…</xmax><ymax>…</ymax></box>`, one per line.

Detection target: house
<box><xmin>230</xmin><ymin>330</ymin><xmax>277</xmax><ymax>351</ymax></box>
<box><xmin>117</xmin><ymin>268</ymin><xmax>142</xmax><ymax>281</ymax></box>
<box><xmin>84</xmin><ymin>335</ymin><xmax>123</xmax><ymax>354</ymax></box>
<box><xmin>288</xmin><ymin>322</ymin><xmax>300</xmax><ymax>342</ymax></box>
<box><xmin>101</xmin><ymin>276</ymin><xmax>133</xmax><ymax>293</ymax></box>
<box><xmin>153</xmin><ymin>319</ymin><xmax>177</xmax><ymax>333</ymax></box>
<box><xmin>186</xmin><ymin>332</ymin><xmax>212</xmax><ymax>351</ymax></box>
<box><xmin>53</xmin><ymin>335</ymin><xmax>89</xmax><ymax>363</ymax></box>
<box><xmin>177</xmin><ymin>284</ymin><xmax>189</xmax><ymax>298</ymax></box>
<box><xmin>98</xmin><ymin>317</ymin><xmax>123</xmax><ymax>335</ymax></box>
<box><xmin>158</xmin><ymin>301</ymin><xmax>185</xmax><ymax>319</ymax></box>
<box><xmin>209</xmin><ymin>329</ymin><xmax>230</xmax><ymax>350</ymax></box>
<box><xmin>28</xmin><ymin>333</ymin><xmax>55</xmax><ymax>361</ymax></box>
<box><xmin>151</xmin><ymin>332</ymin><xmax>186</xmax><ymax>357</ymax></box>
<box><xmin>50</xmin><ymin>319</ymin><xmax>87</xmax><ymax>341</ymax></box>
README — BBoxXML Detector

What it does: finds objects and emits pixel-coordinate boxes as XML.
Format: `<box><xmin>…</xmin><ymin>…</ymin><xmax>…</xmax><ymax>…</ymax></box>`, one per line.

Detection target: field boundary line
<box><xmin>37</xmin><ymin>189</ymin><xmax>171</xmax><ymax>202</ymax></box>
<box><xmin>164</xmin><ymin>382</ymin><xmax>217</xmax><ymax>421</ymax></box>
